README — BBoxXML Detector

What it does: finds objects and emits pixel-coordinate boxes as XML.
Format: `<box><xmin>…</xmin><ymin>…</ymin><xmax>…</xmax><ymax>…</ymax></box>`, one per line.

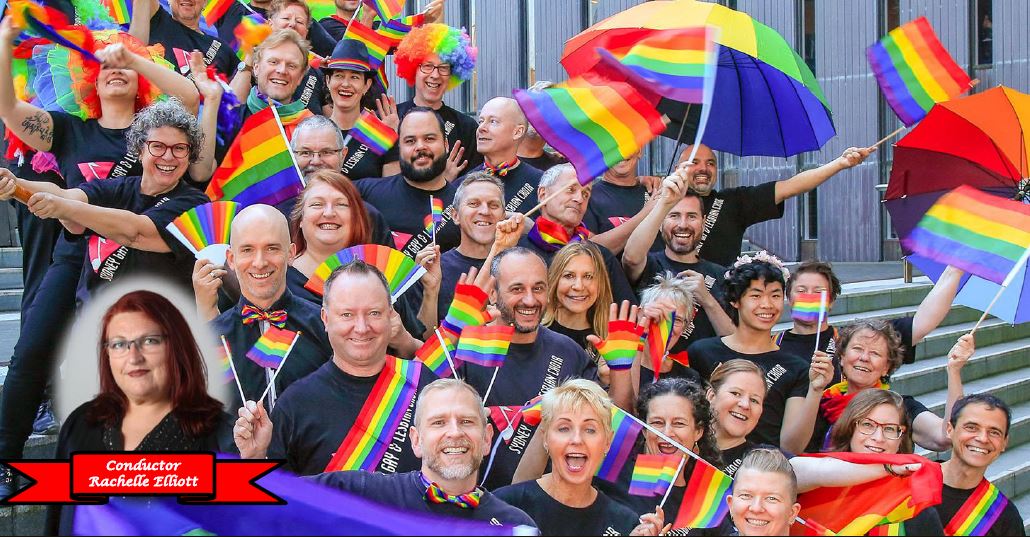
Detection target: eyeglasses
<box><xmin>145</xmin><ymin>141</ymin><xmax>190</xmax><ymax>159</ymax></box>
<box><xmin>296</xmin><ymin>149</ymin><xmax>342</xmax><ymax>160</ymax></box>
<box><xmin>855</xmin><ymin>418</ymin><xmax>906</xmax><ymax>440</ymax></box>
<box><xmin>105</xmin><ymin>334</ymin><xmax>168</xmax><ymax>356</ymax></box>
<box><xmin>418</xmin><ymin>63</ymin><xmax>452</xmax><ymax>76</ymax></box>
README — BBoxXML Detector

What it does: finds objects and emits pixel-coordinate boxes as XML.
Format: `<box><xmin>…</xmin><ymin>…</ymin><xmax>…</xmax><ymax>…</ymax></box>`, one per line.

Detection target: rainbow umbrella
<box><xmin>886</xmin><ymin>86</ymin><xmax>1030</xmax><ymax>323</ymax></box>
<box><xmin>561</xmin><ymin>0</ymin><xmax>835</xmax><ymax>157</ymax></box>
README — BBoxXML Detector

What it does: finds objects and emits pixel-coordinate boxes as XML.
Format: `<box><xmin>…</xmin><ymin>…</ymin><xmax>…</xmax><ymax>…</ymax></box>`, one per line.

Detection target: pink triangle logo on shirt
<box><xmin>172</xmin><ymin>48</ymin><xmax>192</xmax><ymax>75</ymax></box>
<box><xmin>89</xmin><ymin>235</ymin><xmax>125</xmax><ymax>273</ymax></box>
<box><xmin>78</xmin><ymin>162</ymin><xmax>114</xmax><ymax>182</ymax></box>
<box><xmin>608</xmin><ymin>216</ymin><xmax>631</xmax><ymax>228</ymax></box>
<box><xmin>392</xmin><ymin>231</ymin><xmax>413</xmax><ymax>250</ymax></box>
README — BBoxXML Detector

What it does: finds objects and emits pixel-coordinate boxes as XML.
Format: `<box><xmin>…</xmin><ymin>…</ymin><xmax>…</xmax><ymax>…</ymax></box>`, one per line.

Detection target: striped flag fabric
<box><xmin>673</xmin><ymin>458</ymin><xmax>733</xmax><ymax>529</ymax></box>
<box><xmin>867</xmin><ymin>17</ymin><xmax>973</xmax><ymax>126</ymax></box>
<box><xmin>453</xmin><ymin>325</ymin><xmax>514</xmax><ymax>368</ymax></box>
<box><xmin>201</xmin><ymin>0</ymin><xmax>235</xmax><ymax>25</ymax></box>
<box><xmin>596</xmin><ymin>406</ymin><xmax>643</xmax><ymax>482</ymax></box>
<box><xmin>646</xmin><ymin>312</ymin><xmax>676</xmax><ymax>381</ymax></box>
<box><xmin>205</xmin><ymin>107</ymin><xmax>305</xmax><ymax>207</ymax></box>
<box><xmin>424</xmin><ymin>196</ymin><xmax>444</xmax><ymax>235</ymax></box>
<box><xmin>350</xmin><ymin>110</ymin><xmax>397</xmax><ymax>156</ymax></box>
<box><xmin>514</xmin><ymin>71</ymin><xmax>665</xmax><ymax>184</ymax></box>
<box><xmin>376</xmin><ymin>13</ymin><xmax>425</xmax><ymax>47</ymax></box>
<box><xmin>9</xmin><ymin>0</ymin><xmax>99</xmax><ymax>63</ymax></box>
<box><xmin>246</xmin><ymin>327</ymin><xmax>297</xmax><ymax>369</ymax></box>
<box><xmin>596</xmin><ymin>26</ymin><xmax>718</xmax><ymax>105</ymax></box>
<box><xmin>362</xmin><ymin>0</ymin><xmax>404</xmax><ymax>22</ymax></box>
<box><xmin>414</xmin><ymin>331</ymin><xmax>458</xmax><ymax>378</ymax></box>
<box><xmin>942</xmin><ymin>478</ymin><xmax>1009</xmax><ymax>536</ymax></box>
<box><xmin>791</xmin><ymin>292</ymin><xmax>827</xmax><ymax>323</ymax></box>
<box><xmin>520</xmin><ymin>396</ymin><xmax>543</xmax><ymax>427</ymax></box>
<box><xmin>100</xmin><ymin>0</ymin><xmax>130</xmax><ymax>24</ymax></box>
<box><xmin>345</xmin><ymin>21</ymin><xmax>393</xmax><ymax>68</ymax></box>
<box><xmin>901</xmin><ymin>185</ymin><xmax>1030</xmax><ymax>285</ymax></box>
<box><xmin>217</xmin><ymin>342</ymin><xmax>234</xmax><ymax>384</ymax></box>
<box><xmin>593</xmin><ymin>320</ymin><xmax>643</xmax><ymax>370</ymax></box>
<box><xmin>629</xmin><ymin>454</ymin><xmax>682</xmax><ymax>497</ymax></box>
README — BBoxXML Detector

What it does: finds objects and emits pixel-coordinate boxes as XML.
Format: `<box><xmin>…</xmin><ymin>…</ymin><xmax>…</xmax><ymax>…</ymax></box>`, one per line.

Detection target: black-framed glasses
<box><xmin>418</xmin><ymin>63</ymin><xmax>452</xmax><ymax>76</ymax></box>
<box><xmin>296</xmin><ymin>148</ymin><xmax>342</xmax><ymax>160</ymax></box>
<box><xmin>855</xmin><ymin>418</ymin><xmax>905</xmax><ymax>440</ymax></box>
<box><xmin>145</xmin><ymin>141</ymin><xmax>190</xmax><ymax>159</ymax></box>
<box><xmin>104</xmin><ymin>334</ymin><xmax>168</xmax><ymax>356</ymax></box>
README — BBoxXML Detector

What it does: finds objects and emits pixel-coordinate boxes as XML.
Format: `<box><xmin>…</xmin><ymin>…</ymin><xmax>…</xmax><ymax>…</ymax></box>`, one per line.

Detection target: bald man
<box><xmin>677</xmin><ymin>143</ymin><xmax>873</xmax><ymax>267</ymax></box>
<box><xmin>210</xmin><ymin>204</ymin><xmax>331</xmax><ymax>410</ymax></box>
<box><xmin>470</xmin><ymin>97</ymin><xmax>541</xmax><ymax>215</ymax></box>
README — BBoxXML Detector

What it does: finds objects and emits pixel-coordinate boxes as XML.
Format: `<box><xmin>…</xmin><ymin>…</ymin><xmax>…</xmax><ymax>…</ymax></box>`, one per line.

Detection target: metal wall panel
<box><xmin>472</xmin><ymin>0</ymin><xmax>527</xmax><ymax>112</ymax></box>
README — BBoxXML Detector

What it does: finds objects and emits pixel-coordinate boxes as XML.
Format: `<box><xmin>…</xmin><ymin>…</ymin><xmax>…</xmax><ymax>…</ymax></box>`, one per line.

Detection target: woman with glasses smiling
<box><xmin>48</xmin><ymin>290</ymin><xmax>234</xmax><ymax>533</ymax></box>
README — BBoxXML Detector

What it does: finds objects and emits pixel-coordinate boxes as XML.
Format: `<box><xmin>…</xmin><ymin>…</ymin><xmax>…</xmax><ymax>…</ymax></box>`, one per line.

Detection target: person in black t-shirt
<box><xmin>676</xmin><ymin>144</ymin><xmax>874</xmax><ymax>267</ymax></box>
<box><xmin>469</xmin><ymin>97</ymin><xmax>541</xmax><ymax>215</ymax></box>
<box><xmin>493</xmin><ymin>380</ymin><xmax>651</xmax><ymax>535</ymax></box>
<box><xmin>517</xmin><ymin>120</ymin><xmax>568</xmax><ymax>172</ymax></box>
<box><xmin>624</xmin><ymin>177</ymin><xmax>734</xmax><ymax>349</ymax></box>
<box><xmin>323</xmin><ymin>39</ymin><xmax>401</xmax><ymax>180</ymax></box>
<box><xmin>395</xmin><ymin>24</ymin><xmax>482</xmax><ymax>173</ymax></box>
<box><xmin>779</xmin><ymin>260</ymin><xmax>965</xmax><ymax>379</ymax></box>
<box><xmin>632</xmin><ymin>275</ymin><xmax>704</xmax><ymax>397</ymax></box>
<box><xmin>129</xmin><ymin>0</ymin><xmax>238</xmax><ymax>79</ymax></box>
<box><xmin>705</xmin><ymin>359</ymin><xmax>767</xmax><ymax>476</ymax></box>
<box><xmin>582</xmin><ymin>151</ymin><xmax>663</xmax><ymax>255</ymax></box>
<box><xmin>727</xmin><ymin>449</ymin><xmax>802</xmax><ymax>536</ymax></box>
<box><xmin>306</xmin><ymin>379</ymin><xmax>536</xmax><ymax>528</ymax></box>
<box><xmin>355</xmin><ymin>107</ymin><xmax>460</xmax><ymax>256</ymax></box>
<box><xmin>541</xmin><ymin>242</ymin><xmax>613</xmax><ymax>358</ymax></box>
<box><xmin>233</xmin><ymin>260</ymin><xmax>437</xmax><ymax>476</ymax></box>
<box><xmin>516</xmin><ymin>164</ymin><xmax>636</xmax><ymax>305</ymax></box>
<box><xmin>688</xmin><ymin>256</ymin><xmax>833</xmax><ymax>453</ymax></box>
<box><xmin>215</xmin><ymin>0</ymin><xmax>336</xmax><ymax>58</ymax></box>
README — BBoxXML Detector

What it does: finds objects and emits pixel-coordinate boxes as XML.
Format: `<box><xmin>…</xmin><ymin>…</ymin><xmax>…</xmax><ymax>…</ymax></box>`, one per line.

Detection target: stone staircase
<box><xmin>775</xmin><ymin>276</ymin><xmax>1030</xmax><ymax>533</ymax></box>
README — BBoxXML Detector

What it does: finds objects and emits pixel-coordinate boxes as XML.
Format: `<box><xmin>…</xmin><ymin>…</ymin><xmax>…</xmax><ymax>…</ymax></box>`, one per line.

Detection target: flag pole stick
<box><xmin>257</xmin><ymin>331</ymin><xmax>302</xmax><ymax>404</ymax></box>
<box><xmin>523</xmin><ymin>176</ymin><xmax>599</xmax><ymax>219</ymax></box>
<box><xmin>664</xmin><ymin>105</ymin><xmax>692</xmax><ymax>177</ymax></box>
<box><xmin>622</xmin><ymin>410</ymin><xmax>704</xmax><ymax>465</ymax></box>
<box><xmin>871</xmin><ymin>126</ymin><xmax>906</xmax><ymax>149</ymax></box>
<box><xmin>269</xmin><ymin>105</ymin><xmax>306</xmax><ymax>186</ymax></box>
<box><xmin>813</xmin><ymin>290</ymin><xmax>828</xmax><ymax>353</ymax></box>
<box><xmin>658</xmin><ymin>456</ymin><xmax>687</xmax><ymax>510</ymax></box>
<box><xmin>483</xmin><ymin>366</ymin><xmax>500</xmax><ymax>403</ymax></box>
<box><xmin>434</xmin><ymin>328</ymin><xmax>459</xmax><ymax>380</ymax></box>
<box><xmin>971</xmin><ymin>245</ymin><xmax>1030</xmax><ymax>334</ymax></box>
<box><xmin>222</xmin><ymin>336</ymin><xmax>247</xmax><ymax>405</ymax></box>
<box><xmin>340</xmin><ymin>2</ymin><xmax>362</xmax><ymax>39</ymax></box>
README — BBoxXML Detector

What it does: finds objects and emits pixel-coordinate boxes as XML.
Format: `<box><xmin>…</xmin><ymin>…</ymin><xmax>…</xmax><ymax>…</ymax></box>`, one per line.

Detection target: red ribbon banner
<box><xmin>1</xmin><ymin>453</ymin><xmax>282</xmax><ymax>505</ymax></box>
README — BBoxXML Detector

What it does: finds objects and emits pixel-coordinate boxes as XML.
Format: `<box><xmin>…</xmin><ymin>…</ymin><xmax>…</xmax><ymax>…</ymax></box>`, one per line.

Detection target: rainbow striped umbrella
<box><xmin>561</xmin><ymin>0</ymin><xmax>835</xmax><ymax>157</ymax></box>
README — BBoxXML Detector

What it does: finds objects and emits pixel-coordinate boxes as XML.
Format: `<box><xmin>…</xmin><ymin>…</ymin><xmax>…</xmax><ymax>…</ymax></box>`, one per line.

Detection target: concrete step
<box><xmin>0</xmin><ymin>249</ymin><xmax>20</xmax><ymax>271</ymax></box>
<box><xmin>774</xmin><ymin>303</ymin><xmax>985</xmax><ymax>335</ymax></box>
<box><xmin>0</xmin><ymin>505</ymin><xmax>46</xmax><ymax>537</ymax></box>
<box><xmin>914</xmin><ymin>317</ymin><xmax>1030</xmax><ymax>362</ymax></box>
<box><xmin>892</xmin><ymin>339</ymin><xmax>1030</xmax><ymax>397</ymax></box>
<box><xmin>1013</xmin><ymin>490</ymin><xmax>1030</xmax><ymax>534</ymax></box>
<box><xmin>0</xmin><ymin>270</ymin><xmax>20</xmax><ymax>292</ymax></box>
<box><xmin>919</xmin><ymin>368</ymin><xmax>1030</xmax><ymax>418</ymax></box>
<box><xmin>775</xmin><ymin>279</ymin><xmax>934</xmax><ymax>323</ymax></box>
<box><xmin>0</xmin><ymin>291</ymin><xmax>20</xmax><ymax>315</ymax></box>
<box><xmin>987</xmin><ymin>448</ymin><xmax>1030</xmax><ymax>501</ymax></box>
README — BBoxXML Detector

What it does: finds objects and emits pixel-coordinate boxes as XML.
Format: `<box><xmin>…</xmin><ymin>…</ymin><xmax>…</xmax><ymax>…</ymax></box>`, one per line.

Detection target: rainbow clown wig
<box><xmin>395</xmin><ymin>23</ymin><xmax>477</xmax><ymax>90</ymax></box>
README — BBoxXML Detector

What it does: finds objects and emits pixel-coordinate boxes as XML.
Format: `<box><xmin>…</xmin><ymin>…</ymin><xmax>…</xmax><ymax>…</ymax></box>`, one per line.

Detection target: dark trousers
<box><xmin>15</xmin><ymin>202</ymin><xmax>60</xmax><ymax>326</ymax></box>
<box><xmin>0</xmin><ymin>258</ymin><xmax>78</xmax><ymax>458</ymax></box>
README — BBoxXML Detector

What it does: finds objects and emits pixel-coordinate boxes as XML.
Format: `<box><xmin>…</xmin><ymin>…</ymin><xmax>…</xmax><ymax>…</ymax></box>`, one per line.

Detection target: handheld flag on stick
<box><xmin>673</xmin><ymin>458</ymin><xmax>733</xmax><ymax>529</ymax></box>
<box><xmin>440</xmin><ymin>283</ymin><xmax>492</xmax><ymax>340</ymax></box>
<box><xmin>792</xmin><ymin>292</ymin><xmax>827</xmax><ymax>323</ymax></box>
<box><xmin>232</xmin><ymin>13</ymin><xmax>270</xmax><ymax>61</ymax></box>
<box><xmin>362</xmin><ymin>0</ymin><xmax>404</xmax><ymax>22</ymax></box>
<box><xmin>246</xmin><ymin>326</ymin><xmax>299</xmax><ymax>369</ymax></box>
<box><xmin>10</xmin><ymin>0</ymin><xmax>99</xmax><ymax>63</ymax></box>
<box><xmin>596</xmin><ymin>406</ymin><xmax>644</xmax><ymax>482</ymax></box>
<box><xmin>629</xmin><ymin>454</ymin><xmax>682</xmax><ymax>497</ymax></box>
<box><xmin>454</xmin><ymin>325</ymin><xmax>514</xmax><ymax>368</ymax></box>
<box><xmin>520</xmin><ymin>395</ymin><xmax>543</xmax><ymax>427</ymax></box>
<box><xmin>202</xmin><ymin>0</ymin><xmax>236</xmax><ymax>25</ymax></box>
<box><xmin>256</xmin><ymin>330</ymin><xmax>302</xmax><ymax>404</ymax></box>
<box><xmin>220</xmin><ymin>336</ymin><xmax>247</xmax><ymax>405</ymax></box>
<box><xmin>813</xmin><ymin>290</ymin><xmax>829</xmax><ymax>352</ymax></box>
<box><xmin>867</xmin><ymin>17</ymin><xmax>973</xmax><ymax>126</ymax></box>
<box><xmin>345</xmin><ymin>20</ymin><xmax>393</xmax><ymax>68</ymax></box>
<box><xmin>100</xmin><ymin>0</ymin><xmax>131</xmax><ymax>24</ymax></box>
<box><xmin>646</xmin><ymin>312</ymin><xmax>676</xmax><ymax>382</ymax></box>
<box><xmin>424</xmin><ymin>196</ymin><xmax>443</xmax><ymax>243</ymax></box>
<box><xmin>349</xmin><ymin>110</ymin><xmax>398</xmax><ymax>156</ymax></box>
<box><xmin>415</xmin><ymin>329</ymin><xmax>459</xmax><ymax>378</ymax></box>
<box><xmin>376</xmin><ymin>13</ymin><xmax>425</xmax><ymax>47</ymax></box>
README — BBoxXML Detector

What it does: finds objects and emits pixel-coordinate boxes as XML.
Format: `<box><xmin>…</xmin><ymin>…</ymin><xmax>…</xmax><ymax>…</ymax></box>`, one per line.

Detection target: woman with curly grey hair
<box><xmin>0</xmin><ymin>98</ymin><xmax>210</xmax><ymax>298</ymax></box>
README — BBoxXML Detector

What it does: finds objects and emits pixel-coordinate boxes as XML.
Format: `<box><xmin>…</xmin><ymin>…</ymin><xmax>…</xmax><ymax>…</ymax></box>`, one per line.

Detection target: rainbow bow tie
<box><xmin>484</xmin><ymin>157</ymin><xmax>519</xmax><ymax>177</ymax></box>
<box><xmin>241</xmin><ymin>305</ymin><xmax>287</xmax><ymax>328</ymax></box>
<box><xmin>420</xmin><ymin>473</ymin><xmax>482</xmax><ymax>509</ymax></box>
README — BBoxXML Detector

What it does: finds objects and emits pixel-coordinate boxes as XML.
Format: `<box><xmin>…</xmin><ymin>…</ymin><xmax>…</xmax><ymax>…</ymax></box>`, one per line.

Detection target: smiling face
<box><xmin>680</xmin><ymin>144</ymin><xmax>718</xmax><ymax>196</ymax></box>
<box><xmin>948</xmin><ymin>402</ymin><xmax>1009</xmax><ymax>470</ymax></box>
<box><xmin>294</xmin><ymin>127</ymin><xmax>344</xmax><ymax>173</ymax></box>
<box><xmin>662</xmin><ymin>195</ymin><xmax>704</xmax><ymax>257</ymax></box>
<box><xmin>170</xmin><ymin>0</ymin><xmax>202</xmax><ymax>24</ymax></box>
<box><xmin>271</xmin><ymin>4</ymin><xmax>310</xmax><ymax>38</ymax></box>
<box><xmin>414</xmin><ymin>53</ymin><xmax>448</xmax><ymax>106</ymax></box>
<box><xmin>105</xmin><ymin>312</ymin><xmax>171</xmax><ymax>405</ymax></box>
<box><xmin>322</xmin><ymin>272</ymin><xmax>392</xmax><ymax>368</ymax></box>
<box><xmin>300</xmin><ymin>181</ymin><xmax>354</xmax><ymax>253</ymax></box>
<box><xmin>227</xmin><ymin>209</ymin><xmax>294</xmax><ymax>310</ymax></box>
<box><xmin>254</xmin><ymin>41</ymin><xmax>306</xmax><ymax>103</ymax></box>
<box><xmin>327</xmin><ymin>69</ymin><xmax>371</xmax><ymax>112</ymax></box>
<box><xmin>399</xmin><ymin>111</ymin><xmax>449</xmax><ymax>183</ymax></box>
<box><xmin>841</xmin><ymin>329</ymin><xmax>891</xmax><ymax>390</ymax></box>
<box><xmin>732</xmin><ymin>279</ymin><xmax>784</xmax><ymax>333</ymax></box>
<box><xmin>709</xmin><ymin>371</ymin><xmax>765</xmax><ymax>441</ymax></box>
<box><xmin>476</xmin><ymin>98</ymin><xmax>523</xmax><ymax>159</ymax></box>
<box><xmin>412</xmin><ymin>386</ymin><xmax>491</xmax><ymax>482</ymax></box>
<box><xmin>141</xmin><ymin>126</ymin><xmax>190</xmax><ymax>191</ymax></box>
<box><xmin>644</xmin><ymin>394</ymin><xmax>704</xmax><ymax>457</ymax></box>
<box><xmin>97</xmin><ymin>65</ymin><xmax>140</xmax><ymax>102</ymax></box>
<box><xmin>849</xmin><ymin>403</ymin><xmax>905</xmax><ymax>455</ymax></box>
<box><xmin>541</xmin><ymin>170</ymin><xmax>591</xmax><ymax>229</ymax></box>
<box><xmin>455</xmin><ymin>181</ymin><xmax>504</xmax><ymax>248</ymax></box>
<box><xmin>556</xmin><ymin>254</ymin><xmax>599</xmax><ymax>317</ymax></box>
<box><xmin>495</xmin><ymin>252</ymin><xmax>548</xmax><ymax>334</ymax></box>
<box><xmin>544</xmin><ymin>404</ymin><xmax>610</xmax><ymax>488</ymax></box>
<box><xmin>728</xmin><ymin>469</ymin><xmax>801</xmax><ymax>536</ymax></box>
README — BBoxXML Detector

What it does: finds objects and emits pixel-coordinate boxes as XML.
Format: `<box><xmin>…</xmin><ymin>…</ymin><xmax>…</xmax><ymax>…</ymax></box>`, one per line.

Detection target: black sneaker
<box><xmin>32</xmin><ymin>400</ymin><xmax>59</xmax><ymax>435</ymax></box>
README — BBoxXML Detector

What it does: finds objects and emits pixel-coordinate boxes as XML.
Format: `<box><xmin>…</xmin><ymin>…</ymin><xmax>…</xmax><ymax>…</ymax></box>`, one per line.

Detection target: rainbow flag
<box><xmin>345</xmin><ymin>21</ymin><xmax>393</xmax><ymax>68</ymax></box>
<box><xmin>596</xmin><ymin>27</ymin><xmax>718</xmax><ymax>105</ymax></box>
<box><xmin>514</xmin><ymin>71</ymin><xmax>665</xmax><ymax>184</ymax></box>
<box><xmin>231</xmin><ymin>13</ymin><xmax>270</xmax><ymax>61</ymax></box>
<box><xmin>10</xmin><ymin>0</ymin><xmax>99</xmax><ymax>63</ymax></box>
<box><xmin>901</xmin><ymin>185</ymin><xmax>1030</xmax><ymax>285</ymax></box>
<box><xmin>673</xmin><ymin>459</ymin><xmax>733</xmax><ymax>529</ymax></box>
<box><xmin>595</xmin><ymin>320</ymin><xmax>642</xmax><ymax>371</ymax></box>
<box><xmin>520</xmin><ymin>395</ymin><xmax>543</xmax><ymax>427</ymax></box>
<box><xmin>596</xmin><ymin>407</ymin><xmax>643</xmax><ymax>482</ymax></box>
<box><xmin>943</xmin><ymin>478</ymin><xmax>1009</xmax><ymax>536</ymax></box>
<box><xmin>245</xmin><ymin>326</ymin><xmax>297</xmax><ymax>369</ymax></box>
<box><xmin>307</xmin><ymin>0</ymin><xmax>335</xmax><ymax>20</ymax></box>
<box><xmin>440</xmin><ymin>283</ymin><xmax>491</xmax><ymax>339</ymax></box>
<box><xmin>324</xmin><ymin>357</ymin><xmax>421</xmax><ymax>472</ymax></box>
<box><xmin>867</xmin><ymin>522</ymin><xmax>903</xmax><ymax>536</ymax></box>
<box><xmin>362</xmin><ymin>0</ymin><xmax>404</xmax><ymax>22</ymax></box>
<box><xmin>867</xmin><ymin>17</ymin><xmax>973</xmax><ymax>126</ymax></box>
<box><xmin>350</xmin><ymin>110</ymin><xmax>397</xmax><ymax>156</ymax></box>
<box><xmin>646</xmin><ymin>312</ymin><xmax>675</xmax><ymax>381</ymax></box>
<box><xmin>206</xmin><ymin>107</ymin><xmax>304</xmax><ymax>207</ymax></box>
<box><xmin>202</xmin><ymin>0</ymin><xmax>235</xmax><ymax>25</ymax></box>
<box><xmin>792</xmin><ymin>292</ymin><xmax>827</xmax><ymax>323</ymax></box>
<box><xmin>100</xmin><ymin>0</ymin><xmax>130</xmax><ymax>24</ymax></box>
<box><xmin>165</xmin><ymin>201</ymin><xmax>241</xmax><ymax>256</ymax></box>
<box><xmin>798</xmin><ymin>516</ymin><xmax>839</xmax><ymax>536</ymax></box>
<box><xmin>424</xmin><ymin>196</ymin><xmax>444</xmax><ymax>235</ymax></box>
<box><xmin>629</xmin><ymin>454</ymin><xmax>681</xmax><ymax>497</ymax></box>
<box><xmin>376</xmin><ymin>13</ymin><xmax>424</xmax><ymax>47</ymax></box>
<box><xmin>217</xmin><ymin>343</ymin><xmax>234</xmax><ymax>384</ymax></box>
<box><xmin>414</xmin><ymin>331</ymin><xmax>458</xmax><ymax>378</ymax></box>
<box><xmin>454</xmin><ymin>325</ymin><xmax>514</xmax><ymax>368</ymax></box>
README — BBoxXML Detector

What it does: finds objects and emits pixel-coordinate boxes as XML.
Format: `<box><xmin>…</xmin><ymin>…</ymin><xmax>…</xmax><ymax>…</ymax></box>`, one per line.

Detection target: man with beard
<box><xmin>581</xmin><ymin>151</ymin><xmax>662</xmax><ymax>255</ymax></box>
<box><xmin>470</xmin><ymin>97</ymin><xmax>541</xmax><ymax>215</ymax></box>
<box><xmin>515</xmin><ymin>164</ymin><xmax>636</xmax><ymax>304</ymax></box>
<box><xmin>305</xmin><ymin>379</ymin><xmax>537</xmax><ymax>527</ymax></box>
<box><xmin>129</xmin><ymin>0</ymin><xmax>239</xmax><ymax>78</ymax></box>
<box><xmin>233</xmin><ymin>261</ymin><xmax>437</xmax><ymax>476</ymax></box>
<box><xmin>356</xmin><ymin>107</ymin><xmax>460</xmax><ymax>257</ymax></box>
<box><xmin>678</xmin><ymin>143</ymin><xmax>874</xmax><ymax>267</ymax></box>
<box><xmin>623</xmin><ymin>172</ymin><xmax>734</xmax><ymax>347</ymax></box>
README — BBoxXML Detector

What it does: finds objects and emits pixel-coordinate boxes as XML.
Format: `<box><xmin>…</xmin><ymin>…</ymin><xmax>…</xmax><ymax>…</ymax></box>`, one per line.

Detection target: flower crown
<box><xmin>724</xmin><ymin>250</ymin><xmax>790</xmax><ymax>280</ymax></box>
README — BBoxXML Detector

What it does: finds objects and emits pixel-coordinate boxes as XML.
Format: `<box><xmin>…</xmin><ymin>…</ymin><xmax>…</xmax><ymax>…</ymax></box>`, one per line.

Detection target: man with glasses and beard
<box><xmin>307</xmin><ymin>379</ymin><xmax>537</xmax><ymax>527</ymax></box>
<box><xmin>355</xmin><ymin>107</ymin><xmax>460</xmax><ymax>257</ymax></box>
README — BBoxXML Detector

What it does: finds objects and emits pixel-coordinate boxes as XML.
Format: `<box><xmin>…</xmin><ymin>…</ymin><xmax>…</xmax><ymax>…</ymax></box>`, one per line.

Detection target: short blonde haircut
<box><xmin>414</xmin><ymin>378</ymin><xmax>487</xmax><ymax>428</ymax></box>
<box><xmin>254</xmin><ymin>28</ymin><xmax>311</xmax><ymax>66</ymax></box>
<box><xmin>540</xmin><ymin>379</ymin><xmax>613</xmax><ymax>438</ymax></box>
<box><xmin>735</xmin><ymin>448</ymin><xmax>798</xmax><ymax>503</ymax></box>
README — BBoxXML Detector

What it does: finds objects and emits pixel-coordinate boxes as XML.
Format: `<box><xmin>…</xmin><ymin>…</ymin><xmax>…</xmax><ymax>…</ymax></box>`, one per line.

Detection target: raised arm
<box><xmin>622</xmin><ymin>170</ymin><xmax>689</xmax><ymax>285</ymax></box>
<box><xmin>95</xmin><ymin>43</ymin><xmax>200</xmax><ymax>114</ymax></box>
<box><xmin>128</xmin><ymin>0</ymin><xmax>160</xmax><ymax>45</ymax></box>
<box><xmin>914</xmin><ymin>333</ymin><xmax>973</xmax><ymax>452</ymax></box>
<box><xmin>911</xmin><ymin>266</ymin><xmax>963</xmax><ymax>344</ymax></box>
<box><xmin>0</xmin><ymin>18</ymin><xmax>55</xmax><ymax>152</ymax></box>
<box><xmin>0</xmin><ymin>168</ymin><xmax>87</xmax><ymax>232</ymax></box>
<box><xmin>779</xmin><ymin>352</ymin><xmax>834</xmax><ymax>454</ymax></box>
<box><xmin>589</xmin><ymin>193</ymin><xmax>661</xmax><ymax>256</ymax></box>
<box><xmin>790</xmin><ymin>456</ymin><xmax>923</xmax><ymax>492</ymax></box>
<box><xmin>774</xmin><ymin>146</ymin><xmax>874</xmax><ymax>204</ymax></box>
<box><xmin>188</xmin><ymin>52</ymin><xmax>223</xmax><ymax>183</ymax></box>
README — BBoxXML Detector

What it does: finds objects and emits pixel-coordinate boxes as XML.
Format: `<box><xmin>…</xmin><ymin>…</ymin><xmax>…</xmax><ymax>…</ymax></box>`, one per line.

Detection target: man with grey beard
<box><xmin>355</xmin><ymin>107</ymin><xmax>460</xmax><ymax>257</ymax></box>
<box><xmin>305</xmin><ymin>379</ymin><xmax>537</xmax><ymax>527</ymax></box>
